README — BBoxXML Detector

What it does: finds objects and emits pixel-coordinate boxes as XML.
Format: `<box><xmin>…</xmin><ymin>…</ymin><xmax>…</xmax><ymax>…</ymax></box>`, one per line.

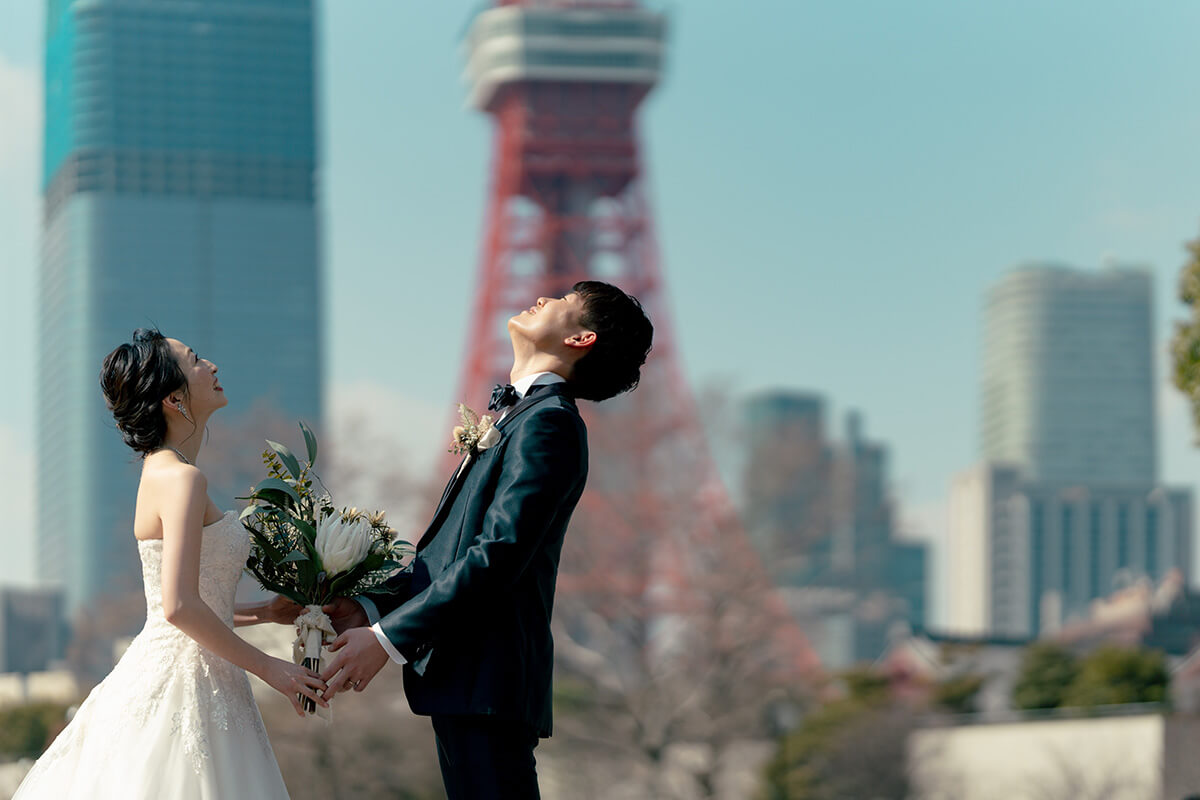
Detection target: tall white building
<box><xmin>950</xmin><ymin>265</ymin><xmax>1192</xmax><ymax>638</ymax></box>
<box><xmin>982</xmin><ymin>265</ymin><xmax>1155</xmax><ymax>486</ymax></box>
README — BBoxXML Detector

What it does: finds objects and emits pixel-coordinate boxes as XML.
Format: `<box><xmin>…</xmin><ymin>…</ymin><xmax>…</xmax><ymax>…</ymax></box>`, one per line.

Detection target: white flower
<box><xmin>477</xmin><ymin>423</ymin><xmax>501</xmax><ymax>451</ymax></box>
<box><xmin>315</xmin><ymin>513</ymin><xmax>372</xmax><ymax>576</ymax></box>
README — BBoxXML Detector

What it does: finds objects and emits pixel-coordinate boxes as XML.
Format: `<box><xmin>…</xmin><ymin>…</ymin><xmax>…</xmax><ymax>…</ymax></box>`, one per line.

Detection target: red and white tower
<box><xmin>457</xmin><ymin>0</ymin><xmax>819</xmax><ymax>688</ymax></box>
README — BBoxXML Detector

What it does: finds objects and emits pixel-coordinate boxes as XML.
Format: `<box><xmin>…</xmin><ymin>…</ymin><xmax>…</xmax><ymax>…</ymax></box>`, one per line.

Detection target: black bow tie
<box><xmin>488</xmin><ymin>383</ymin><xmax>520</xmax><ymax>412</ymax></box>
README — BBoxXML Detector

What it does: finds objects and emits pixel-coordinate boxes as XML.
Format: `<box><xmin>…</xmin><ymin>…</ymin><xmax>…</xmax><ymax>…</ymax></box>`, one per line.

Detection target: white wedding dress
<box><xmin>13</xmin><ymin>511</ymin><xmax>290</xmax><ymax>799</ymax></box>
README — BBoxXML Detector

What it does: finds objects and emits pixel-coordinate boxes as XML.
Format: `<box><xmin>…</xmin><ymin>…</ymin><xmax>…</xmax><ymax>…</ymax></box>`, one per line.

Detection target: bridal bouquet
<box><xmin>239</xmin><ymin>422</ymin><xmax>411</xmax><ymax>714</ymax></box>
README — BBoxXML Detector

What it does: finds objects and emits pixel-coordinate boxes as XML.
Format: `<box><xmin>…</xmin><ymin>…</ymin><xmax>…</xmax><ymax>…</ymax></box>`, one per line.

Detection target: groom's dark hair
<box><xmin>569</xmin><ymin>281</ymin><xmax>653</xmax><ymax>402</ymax></box>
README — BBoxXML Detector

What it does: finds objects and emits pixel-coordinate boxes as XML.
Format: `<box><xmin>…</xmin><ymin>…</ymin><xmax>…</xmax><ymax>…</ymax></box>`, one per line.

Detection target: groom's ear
<box><xmin>564</xmin><ymin>330</ymin><xmax>596</xmax><ymax>351</ymax></box>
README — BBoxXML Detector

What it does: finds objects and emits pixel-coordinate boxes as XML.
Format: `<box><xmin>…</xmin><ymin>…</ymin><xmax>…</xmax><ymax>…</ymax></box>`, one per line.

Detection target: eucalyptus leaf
<box><xmin>242</xmin><ymin>569</ymin><xmax>309</xmax><ymax>606</ymax></box>
<box><xmin>251</xmin><ymin>478</ymin><xmax>302</xmax><ymax>507</ymax></box>
<box><xmin>247</xmin><ymin>529</ymin><xmax>285</xmax><ymax>564</ymax></box>
<box><xmin>280</xmin><ymin>550</ymin><xmax>309</xmax><ymax>564</ymax></box>
<box><xmin>299</xmin><ymin>421</ymin><xmax>318</xmax><ymax>465</ymax></box>
<box><xmin>287</xmin><ymin>515</ymin><xmax>320</xmax><ymax>554</ymax></box>
<box><xmin>265</xmin><ymin>440</ymin><xmax>303</xmax><ymax>480</ymax></box>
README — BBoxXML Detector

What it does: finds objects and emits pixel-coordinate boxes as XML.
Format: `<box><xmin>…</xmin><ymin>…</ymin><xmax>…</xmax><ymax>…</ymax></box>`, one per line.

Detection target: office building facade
<box><xmin>39</xmin><ymin>0</ymin><xmax>322</xmax><ymax>614</ymax></box>
<box><xmin>982</xmin><ymin>265</ymin><xmax>1155</xmax><ymax>486</ymax></box>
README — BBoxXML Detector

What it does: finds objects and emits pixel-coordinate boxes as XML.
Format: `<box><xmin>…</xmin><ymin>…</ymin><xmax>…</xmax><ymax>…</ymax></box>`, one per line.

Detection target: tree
<box><xmin>758</xmin><ymin>671</ymin><xmax>914</xmax><ymax>800</ymax></box>
<box><xmin>1171</xmin><ymin>235</ymin><xmax>1200</xmax><ymax>437</ymax></box>
<box><xmin>545</xmin><ymin>390</ymin><xmax>820</xmax><ymax>799</ymax></box>
<box><xmin>1062</xmin><ymin>646</ymin><xmax>1168</xmax><ymax>709</ymax></box>
<box><xmin>931</xmin><ymin>673</ymin><xmax>985</xmax><ymax>715</ymax></box>
<box><xmin>0</xmin><ymin>703</ymin><xmax>72</xmax><ymax>760</ymax></box>
<box><xmin>1012</xmin><ymin>643</ymin><xmax>1079</xmax><ymax>711</ymax></box>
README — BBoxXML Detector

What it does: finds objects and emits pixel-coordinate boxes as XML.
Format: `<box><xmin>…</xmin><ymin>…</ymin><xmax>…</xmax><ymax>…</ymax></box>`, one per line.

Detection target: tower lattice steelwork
<box><xmin>456</xmin><ymin>0</ymin><xmax>819</xmax><ymax>685</ymax></box>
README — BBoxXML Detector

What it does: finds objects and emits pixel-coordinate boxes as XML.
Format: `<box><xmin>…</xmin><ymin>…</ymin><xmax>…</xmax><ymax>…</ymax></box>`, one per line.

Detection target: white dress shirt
<box><xmin>358</xmin><ymin>371</ymin><xmax>567</xmax><ymax>665</ymax></box>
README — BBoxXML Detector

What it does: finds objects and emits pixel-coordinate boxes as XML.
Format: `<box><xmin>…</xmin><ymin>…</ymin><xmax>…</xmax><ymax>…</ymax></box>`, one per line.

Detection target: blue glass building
<box><xmin>39</xmin><ymin>0</ymin><xmax>322</xmax><ymax>615</ymax></box>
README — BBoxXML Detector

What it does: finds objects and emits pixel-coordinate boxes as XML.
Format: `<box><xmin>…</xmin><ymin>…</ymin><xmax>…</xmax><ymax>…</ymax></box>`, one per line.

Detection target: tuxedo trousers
<box><xmin>431</xmin><ymin>714</ymin><xmax>541</xmax><ymax>800</ymax></box>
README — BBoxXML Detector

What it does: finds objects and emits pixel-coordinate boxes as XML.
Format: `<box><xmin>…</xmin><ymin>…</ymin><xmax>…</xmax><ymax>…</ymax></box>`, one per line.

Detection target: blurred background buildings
<box><xmin>36</xmin><ymin>0</ymin><xmax>322</xmax><ymax>615</ymax></box>
<box><xmin>742</xmin><ymin>392</ymin><xmax>927</xmax><ymax>667</ymax></box>
<box><xmin>950</xmin><ymin>265</ymin><xmax>1193</xmax><ymax>639</ymax></box>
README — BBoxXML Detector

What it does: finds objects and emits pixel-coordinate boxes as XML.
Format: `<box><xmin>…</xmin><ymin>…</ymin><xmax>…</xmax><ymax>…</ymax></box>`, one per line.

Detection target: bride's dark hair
<box><xmin>100</xmin><ymin>328</ymin><xmax>189</xmax><ymax>456</ymax></box>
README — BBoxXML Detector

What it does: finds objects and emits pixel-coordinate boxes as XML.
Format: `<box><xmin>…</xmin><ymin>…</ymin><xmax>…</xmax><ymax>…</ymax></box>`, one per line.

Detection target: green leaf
<box><xmin>250</xmin><ymin>478</ymin><xmax>302</xmax><ymax>508</ymax></box>
<box><xmin>265</xmin><ymin>440</ymin><xmax>303</xmax><ymax>480</ymax></box>
<box><xmin>299</xmin><ymin>421</ymin><xmax>318</xmax><ymax>465</ymax></box>
<box><xmin>287</xmin><ymin>515</ymin><xmax>319</xmax><ymax>549</ymax></box>
<box><xmin>243</xmin><ymin>568</ymin><xmax>310</xmax><ymax>606</ymax></box>
<box><xmin>280</xmin><ymin>550</ymin><xmax>309</xmax><ymax>564</ymax></box>
<box><xmin>329</xmin><ymin>553</ymin><xmax>400</xmax><ymax>597</ymax></box>
<box><xmin>246</xmin><ymin>528</ymin><xmax>287</xmax><ymax>564</ymax></box>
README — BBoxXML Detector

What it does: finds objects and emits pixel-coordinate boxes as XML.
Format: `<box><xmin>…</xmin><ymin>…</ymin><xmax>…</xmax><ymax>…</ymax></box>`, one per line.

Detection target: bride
<box><xmin>14</xmin><ymin>328</ymin><xmax>327</xmax><ymax>799</ymax></box>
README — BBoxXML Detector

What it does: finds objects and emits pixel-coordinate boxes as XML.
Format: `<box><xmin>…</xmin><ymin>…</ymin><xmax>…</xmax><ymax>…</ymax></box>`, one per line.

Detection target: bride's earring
<box><xmin>176</xmin><ymin>402</ymin><xmax>191</xmax><ymax>423</ymax></box>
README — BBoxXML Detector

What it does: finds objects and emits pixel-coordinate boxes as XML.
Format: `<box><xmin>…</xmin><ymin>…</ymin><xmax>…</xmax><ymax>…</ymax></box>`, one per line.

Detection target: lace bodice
<box><xmin>138</xmin><ymin>510</ymin><xmax>250</xmax><ymax>628</ymax></box>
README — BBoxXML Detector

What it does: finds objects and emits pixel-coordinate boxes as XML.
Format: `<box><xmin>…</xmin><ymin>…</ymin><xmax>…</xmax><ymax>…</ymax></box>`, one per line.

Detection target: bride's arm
<box><xmin>159</xmin><ymin>467</ymin><xmax>328</xmax><ymax>716</ymax></box>
<box><xmin>234</xmin><ymin>595</ymin><xmax>303</xmax><ymax>628</ymax></box>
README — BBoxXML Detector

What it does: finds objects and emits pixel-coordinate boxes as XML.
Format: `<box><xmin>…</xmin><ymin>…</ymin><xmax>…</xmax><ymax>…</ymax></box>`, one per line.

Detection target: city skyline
<box><xmin>4</xmin><ymin>2</ymin><xmax>1200</xmax><ymax>626</ymax></box>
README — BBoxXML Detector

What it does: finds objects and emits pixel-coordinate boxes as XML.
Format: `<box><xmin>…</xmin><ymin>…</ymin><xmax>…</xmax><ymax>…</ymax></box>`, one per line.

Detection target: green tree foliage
<box><xmin>1062</xmin><ymin>646</ymin><xmax>1169</xmax><ymax>709</ymax></box>
<box><xmin>1013</xmin><ymin>643</ymin><xmax>1170</xmax><ymax>711</ymax></box>
<box><xmin>0</xmin><ymin>702</ymin><xmax>71</xmax><ymax>760</ymax></box>
<box><xmin>758</xmin><ymin>671</ymin><xmax>912</xmax><ymax>800</ymax></box>
<box><xmin>1171</xmin><ymin>237</ymin><xmax>1200</xmax><ymax>436</ymax></box>
<box><xmin>1012</xmin><ymin>643</ymin><xmax>1080</xmax><ymax>710</ymax></box>
<box><xmin>932</xmin><ymin>673</ymin><xmax>986</xmax><ymax>714</ymax></box>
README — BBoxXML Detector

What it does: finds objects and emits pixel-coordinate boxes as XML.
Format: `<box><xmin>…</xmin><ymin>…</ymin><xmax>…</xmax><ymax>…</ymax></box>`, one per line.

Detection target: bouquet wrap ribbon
<box><xmin>292</xmin><ymin>604</ymin><xmax>336</xmax><ymax>721</ymax></box>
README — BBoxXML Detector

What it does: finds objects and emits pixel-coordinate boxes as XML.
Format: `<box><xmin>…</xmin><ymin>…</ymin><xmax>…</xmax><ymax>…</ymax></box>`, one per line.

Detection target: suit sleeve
<box><xmin>376</xmin><ymin>406</ymin><xmax>585</xmax><ymax>663</ymax></box>
<box><xmin>361</xmin><ymin>569</ymin><xmax>413</xmax><ymax>619</ymax></box>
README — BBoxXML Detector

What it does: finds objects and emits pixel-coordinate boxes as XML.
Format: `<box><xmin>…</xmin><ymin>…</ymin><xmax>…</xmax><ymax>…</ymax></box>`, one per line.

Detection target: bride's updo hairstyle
<box><xmin>100</xmin><ymin>328</ymin><xmax>189</xmax><ymax>456</ymax></box>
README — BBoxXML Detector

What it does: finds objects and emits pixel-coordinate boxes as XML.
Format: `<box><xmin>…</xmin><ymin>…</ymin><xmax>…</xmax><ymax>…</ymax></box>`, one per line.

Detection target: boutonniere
<box><xmin>448</xmin><ymin>403</ymin><xmax>502</xmax><ymax>457</ymax></box>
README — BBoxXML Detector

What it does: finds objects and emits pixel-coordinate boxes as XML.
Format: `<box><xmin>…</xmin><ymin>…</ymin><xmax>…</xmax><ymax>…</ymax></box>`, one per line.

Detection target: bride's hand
<box><xmin>266</xmin><ymin>594</ymin><xmax>304</xmax><ymax>626</ymax></box>
<box><xmin>322</xmin><ymin>597</ymin><xmax>368</xmax><ymax>634</ymax></box>
<box><xmin>259</xmin><ymin>657</ymin><xmax>328</xmax><ymax>717</ymax></box>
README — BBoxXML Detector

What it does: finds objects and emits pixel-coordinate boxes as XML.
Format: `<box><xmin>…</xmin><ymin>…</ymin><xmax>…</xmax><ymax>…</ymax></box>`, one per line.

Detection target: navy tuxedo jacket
<box><xmin>367</xmin><ymin>383</ymin><xmax>587</xmax><ymax>737</ymax></box>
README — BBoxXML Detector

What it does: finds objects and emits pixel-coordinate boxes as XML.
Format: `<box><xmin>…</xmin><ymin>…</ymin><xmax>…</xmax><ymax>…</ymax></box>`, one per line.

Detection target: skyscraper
<box><xmin>39</xmin><ymin>0</ymin><xmax>322</xmax><ymax>615</ymax></box>
<box><xmin>951</xmin><ymin>265</ymin><xmax>1191</xmax><ymax>638</ymax></box>
<box><xmin>981</xmin><ymin>265</ymin><xmax>1155</xmax><ymax>486</ymax></box>
<box><xmin>743</xmin><ymin>391</ymin><xmax>928</xmax><ymax>666</ymax></box>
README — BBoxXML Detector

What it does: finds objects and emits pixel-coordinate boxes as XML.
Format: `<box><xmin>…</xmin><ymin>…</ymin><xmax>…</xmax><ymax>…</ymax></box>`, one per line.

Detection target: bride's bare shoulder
<box><xmin>140</xmin><ymin>454</ymin><xmax>207</xmax><ymax>499</ymax></box>
<box><xmin>135</xmin><ymin>456</ymin><xmax>208</xmax><ymax>539</ymax></box>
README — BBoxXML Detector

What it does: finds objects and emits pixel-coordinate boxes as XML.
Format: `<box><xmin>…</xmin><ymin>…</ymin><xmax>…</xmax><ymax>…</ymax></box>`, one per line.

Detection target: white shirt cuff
<box><xmin>354</xmin><ymin>596</ymin><xmax>405</xmax><ymax>664</ymax></box>
<box><xmin>370</xmin><ymin>622</ymin><xmax>407</xmax><ymax>665</ymax></box>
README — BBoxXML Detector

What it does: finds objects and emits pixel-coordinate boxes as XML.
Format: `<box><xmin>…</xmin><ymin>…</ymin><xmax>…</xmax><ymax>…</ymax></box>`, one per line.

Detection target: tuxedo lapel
<box><xmin>418</xmin><ymin>458</ymin><xmax>471</xmax><ymax>551</ymax></box>
<box><xmin>414</xmin><ymin>383</ymin><xmax>573</xmax><ymax>552</ymax></box>
<box><xmin>433</xmin><ymin>456</ymin><xmax>468</xmax><ymax>517</ymax></box>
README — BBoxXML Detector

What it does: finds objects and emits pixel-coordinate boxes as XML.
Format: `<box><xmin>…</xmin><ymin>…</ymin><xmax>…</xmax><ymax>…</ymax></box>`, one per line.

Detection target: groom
<box><xmin>320</xmin><ymin>280</ymin><xmax>653</xmax><ymax>799</ymax></box>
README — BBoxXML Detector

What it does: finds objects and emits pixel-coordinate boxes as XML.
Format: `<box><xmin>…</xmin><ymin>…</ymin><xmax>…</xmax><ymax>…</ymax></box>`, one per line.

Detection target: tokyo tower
<box><xmin>455</xmin><ymin>0</ymin><xmax>819</xmax><ymax>699</ymax></box>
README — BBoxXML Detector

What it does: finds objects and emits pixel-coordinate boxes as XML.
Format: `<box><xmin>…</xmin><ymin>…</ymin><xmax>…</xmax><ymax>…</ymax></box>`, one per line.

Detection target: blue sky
<box><xmin>3</xmin><ymin>1</ymin><xmax>1200</xmax><ymax>623</ymax></box>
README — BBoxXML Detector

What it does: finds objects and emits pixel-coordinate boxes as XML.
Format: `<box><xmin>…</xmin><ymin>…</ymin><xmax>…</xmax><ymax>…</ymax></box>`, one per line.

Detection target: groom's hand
<box><xmin>322</xmin><ymin>597</ymin><xmax>368</xmax><ymax>634</ymax></box>
<box><xmin>319</xmin><ymin>627</ymin><xmax>390</xmax><ymax>701</ymax></box>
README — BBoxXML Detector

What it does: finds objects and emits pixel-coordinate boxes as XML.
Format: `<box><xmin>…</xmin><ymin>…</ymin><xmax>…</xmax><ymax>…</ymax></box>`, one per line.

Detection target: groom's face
<box><xmin>508</xmin><ymin>293</ymin><xmax>587</xmax><ymax>352</ymax></box>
